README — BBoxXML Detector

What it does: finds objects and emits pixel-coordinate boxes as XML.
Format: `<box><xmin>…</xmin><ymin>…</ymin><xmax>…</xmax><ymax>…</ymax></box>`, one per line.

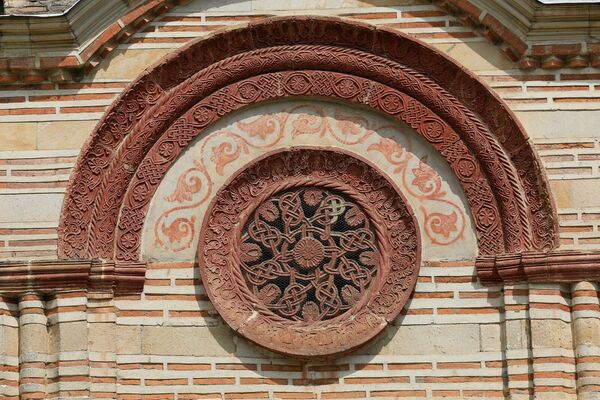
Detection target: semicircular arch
<box><xmin>58</xmin><ymin>16</ymin><xmax>557</xmax><ymax>272</ymax></box>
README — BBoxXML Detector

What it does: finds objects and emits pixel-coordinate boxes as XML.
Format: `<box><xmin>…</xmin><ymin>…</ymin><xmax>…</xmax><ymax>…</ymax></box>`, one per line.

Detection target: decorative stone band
<box><xmin>477</xmin><ymin>250</ymin><xmax>600</xmax><ymax>285</ymax></box>
<box><xmin>0</xmin><ymin>259</ymin><xmax>146</xmax><ymax>295</ymax></box>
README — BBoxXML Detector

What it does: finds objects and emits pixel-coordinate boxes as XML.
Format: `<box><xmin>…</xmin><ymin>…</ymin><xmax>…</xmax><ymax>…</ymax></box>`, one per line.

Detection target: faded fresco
<box><xmin>143</xmin><ymin>100</ymin><xmax>477</xmax><ymax>261</ymax></box>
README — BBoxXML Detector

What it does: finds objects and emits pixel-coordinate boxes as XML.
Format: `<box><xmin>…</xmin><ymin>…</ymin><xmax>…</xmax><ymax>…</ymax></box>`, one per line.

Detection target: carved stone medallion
<box><xmin>198</xmin><ymin>148</ymin><xmax>420</xmax><ymax>358</ymax></box>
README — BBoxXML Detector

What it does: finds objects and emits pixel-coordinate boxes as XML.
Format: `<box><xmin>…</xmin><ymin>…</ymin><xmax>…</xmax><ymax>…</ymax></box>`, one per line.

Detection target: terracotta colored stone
<box><xmin>198</xmin><ymin>149</ymin><xmax>420</xmax><ymax>358</ymax></box>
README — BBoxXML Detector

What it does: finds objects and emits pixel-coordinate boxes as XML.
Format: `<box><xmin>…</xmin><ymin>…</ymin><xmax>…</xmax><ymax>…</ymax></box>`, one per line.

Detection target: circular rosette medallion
<box><xmin>199</xmin><ymin>149</ymin><xmax>420</xmax><ymax>358</ymax></box>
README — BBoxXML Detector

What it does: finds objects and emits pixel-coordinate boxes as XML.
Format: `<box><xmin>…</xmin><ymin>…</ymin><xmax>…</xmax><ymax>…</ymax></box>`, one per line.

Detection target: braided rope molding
<box><xmin>57</xmin><ymin>16</ymin><xmax>558</xmax><ymax>284</ymax></box>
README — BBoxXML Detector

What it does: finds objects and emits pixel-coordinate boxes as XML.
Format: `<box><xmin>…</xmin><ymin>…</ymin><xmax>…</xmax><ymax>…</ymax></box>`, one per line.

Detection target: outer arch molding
<box><xmin>57</xmin><ymin>16</ymin><xmax>558</xmax><ymax>283</ymax></box>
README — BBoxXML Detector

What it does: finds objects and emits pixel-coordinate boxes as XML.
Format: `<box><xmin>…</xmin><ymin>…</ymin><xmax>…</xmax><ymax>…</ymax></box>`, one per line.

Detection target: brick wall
<box><xmin>0</xmin><ymin>1</ymin><xmax>600</xmax><ymax>399</ymax></box>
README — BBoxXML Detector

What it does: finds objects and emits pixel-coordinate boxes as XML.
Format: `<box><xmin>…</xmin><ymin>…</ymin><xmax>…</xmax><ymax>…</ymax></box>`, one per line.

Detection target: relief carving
<box><xmin>199</xmin><ymin>149</ymin><xmax>420</xmax><ymax>357</ymax></box>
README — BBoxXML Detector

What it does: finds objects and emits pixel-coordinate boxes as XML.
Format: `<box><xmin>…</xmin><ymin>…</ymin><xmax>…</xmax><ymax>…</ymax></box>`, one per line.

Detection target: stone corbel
<box><xmin>476</xmin><ymin>250</ymin><xmax>600</xmax><ymax>285</ymax></box>
<box><xmin>0</xmin><ymin>259</ymin><xmax>146</xmax><ymax>295</ymax></box>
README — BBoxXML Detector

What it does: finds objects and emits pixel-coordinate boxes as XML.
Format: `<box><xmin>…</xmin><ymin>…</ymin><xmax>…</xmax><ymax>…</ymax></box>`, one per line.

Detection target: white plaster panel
<box><xmin>142</xmin><ymin>99</ymin><xmax>477</xmax><ymax>262</ymax></box>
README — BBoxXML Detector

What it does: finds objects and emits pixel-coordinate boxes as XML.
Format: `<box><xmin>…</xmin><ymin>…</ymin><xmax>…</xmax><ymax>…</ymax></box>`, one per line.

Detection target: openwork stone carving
<box><xmin>199</xmin><ymin>149</ymin><xmax>420</xmax><ymax>358</ymax></box>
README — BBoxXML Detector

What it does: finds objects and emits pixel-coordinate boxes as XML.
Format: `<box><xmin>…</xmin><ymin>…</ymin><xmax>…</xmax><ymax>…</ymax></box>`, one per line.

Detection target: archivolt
<box><xmin>58</xmin><ymin>16</ymin><xmax>557</xmax><ymax>267</ymax></box>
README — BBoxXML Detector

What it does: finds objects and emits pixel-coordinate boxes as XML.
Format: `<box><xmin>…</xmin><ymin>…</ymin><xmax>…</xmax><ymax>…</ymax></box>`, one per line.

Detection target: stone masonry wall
<box><xmin>0</xmin><ymin>1</ymin><xmax>599</xmax><ymax>399</ymax></box>
<box><xmin>4</xmin><ymin>0</ymin><xmax>77</xmax><ymax>15</ymax></box>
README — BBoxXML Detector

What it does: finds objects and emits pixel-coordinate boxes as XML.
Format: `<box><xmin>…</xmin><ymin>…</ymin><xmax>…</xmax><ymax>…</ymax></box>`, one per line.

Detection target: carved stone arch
<box><xmin>58</xmin><ymin>16</ymin><xmax>558</xmax><ymax>285</ymax></box>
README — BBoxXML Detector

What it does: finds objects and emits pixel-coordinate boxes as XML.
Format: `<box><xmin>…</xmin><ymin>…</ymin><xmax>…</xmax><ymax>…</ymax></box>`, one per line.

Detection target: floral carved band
<box><xmin>199</xmin><ymin>149</ymin><xmax>420</xmax><ymax>358</ymax></box>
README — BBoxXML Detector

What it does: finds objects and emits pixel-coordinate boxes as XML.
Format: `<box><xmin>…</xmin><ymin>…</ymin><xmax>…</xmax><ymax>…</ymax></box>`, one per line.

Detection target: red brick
<box><xmin>167</xmin><ymin>363</ymin><xmax>211</xmax><ymax>370</ymax></box>
<box><xmin>371</xmin><ymin>391</ymin><xmax>426</xmax><ymax>398</ymax></box>
<box><xmin>388</xmin><ymin>363</ymin><xmax>432</xmax><ymax>370</ymax></box>
<box><xmin>320</xmin><ymin>392</ymin><xmax>365</xmax><ymax>399</ymax></box>
<box><xmin>39</xmin><ymin>56</ymin><xmax>79</xmax><ymax>69</ymax></box>
<box><xmin>193</xmin><ymin>378</ymin><xmax>235</xmax><ymax>385</ymax></box>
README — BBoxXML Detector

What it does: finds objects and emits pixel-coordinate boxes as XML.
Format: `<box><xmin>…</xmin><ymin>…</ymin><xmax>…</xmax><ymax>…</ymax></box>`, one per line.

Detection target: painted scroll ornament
<box><xmin>198</xmin><ymin>148</ymin><xmax>420</xmax><ymax>358</ymax></box>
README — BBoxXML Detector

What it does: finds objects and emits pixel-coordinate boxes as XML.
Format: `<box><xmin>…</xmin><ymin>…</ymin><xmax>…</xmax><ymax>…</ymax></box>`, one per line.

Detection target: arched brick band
<box><xmin>58</xmin><ymin>17</ymin><xmax>558</xmax><ymax>280</ymax></box>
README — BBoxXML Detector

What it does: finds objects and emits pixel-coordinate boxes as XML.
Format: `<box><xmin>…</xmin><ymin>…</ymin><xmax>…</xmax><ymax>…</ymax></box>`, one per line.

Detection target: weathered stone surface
<box><xmin>90</xmin><ymin>49</ymin><xmax>170</xmax><ymax>81</ymax></box>
<box><xmin>88</xmin><ymin>323</ymin><xmax>115</xmax><ymax>352</ymax></box>
<box><xmin>141</xmin><ymin>326</ymin><xmax>235</xmax><ymax>356</ymax></box>
<box><xmin>505</xmin><ymin>320</ymin><xmax>529</xmax><ymax>350</ymax></box>
<box><xmin>0</xmin><ymin>122</ymin><xmax>36</xmax><ymax>150</ymax></box>
<box><xmin>0</xmin><ymin>326</ymin><xmax>19</xmax><ymax>357</ymax></box>
<box><xmin>20</xmin><ymin>324</ymin><xmax>48</xmax><ymax>354</ymax></box>
<box><xmin>37</xmin><ymin>120</ymin><xmax>97</xmax><ymax>150</ymax></box>
<box><xmin>370</xmin><ymin>324</ymin><xmax>481</xmax><ymax>355</ymax></box>
<box><xmin>480</xmin><ymin>324</ymin><xmax>502</xmax><ymax>352</ymax></box>
<box><xmin>531</xmin><ymin>319</ymin><xmax>573</xmax><ymax>349</ymax></box>
<box><xmin>48</xmin><ymin>321</ymin><xmax>87</xmax><ymax>352</ymax></box>
<box><xmin>116</xmin><ymin>325</ymin><xmax>142</xmax><ymax>354</ymax></box>
<box><xmin>5</xmin><ymin>0</ymin><xmax>77</xmax><ymax>15</ymax></box>
<box><xmin>574</xmin><ymin>318</ymin><xmax>600</xmax><ymax>346</ymax></box>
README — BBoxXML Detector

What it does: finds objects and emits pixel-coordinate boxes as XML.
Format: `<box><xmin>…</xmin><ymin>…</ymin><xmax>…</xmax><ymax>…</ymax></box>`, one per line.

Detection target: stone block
<box><xmin>142</xmin><ymin>325</ymin><xmax>235</xmax><ymax>356</ymax></box>
<box><xmin>0</xmin><ymin>122</ymin><xmax>36</xmax><ymax>150</ymax></box>
<box><xmin>91</xmin><ymin>49</ymin><xmax>170</xmax><ymax>81</ymax></box>
<box><xmin>0</xmin><ymin>194</ymin><xmax>63</xmax><ymax>223</ymax></box>
<box><xmin>88</xmin><ymin>323</ymin><xmax>115</xmax><ymax>352</ymax></box>
<box><xmin>550</xmin><ymin>179</ymin><xmax>599</xmax><ymax>209</ymax></box>
<box><xmin>518</xmin><ymin>110</ymin><xmax>600</xmax><ymax>139</ymax></box>
<box><xmin>531</xmin><ymin>319</ymin><xmax>573</xmax><ymax>349</ymax></box>
<box><xmin>480</xmin><ymin>324</ymin><xmax>502</xmax><ymax>352</ymax></box>
<box><xmin>0</xmin><ymin>325</ymin><xmax>19</xmax><ymax>357</ymax></box>
<box><xmin>367</xmin><ymin>324</ymin><xmax>480</xmax><ymax>355</ymax></box>
<box><xmin>20</xmin><ymin>323</ymin><xmax>48</xmax><ymax>354</ymax></box>
<box><xmin>48</xmin><ymin>321</ymin><xmax>87</xmax><ymax>352</ymax></box>
<box><xmin>574</xmin><ymin>318</ymin><xmax>600</xmax><ymax>346</ymax></box>
<box><xmin>433</xmin><ymin>41</ymin><xmax>514</xmax><ymax>72</ymax></box>
<box><xmin>505</xmin><ymin>320</ymin><xmax>529</xmax><ymax>350</ymax></box>
<box><xmin>116</xmin><ymin>325</ymin><xmax>142</xmax><ymax>354</ymax></box>
<box><xmin>36</xmin><ymin>120</ymin><xmax>97</xmax><ymax>150</ymax></box>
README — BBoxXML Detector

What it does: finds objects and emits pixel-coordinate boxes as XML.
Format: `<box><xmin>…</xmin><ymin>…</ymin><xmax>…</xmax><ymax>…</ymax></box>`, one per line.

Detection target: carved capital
<box><xmin>476</xmin><ymin>250</ymin><xmax>600</xmax><ymax>285</ymax></box>
<box><xmin>0</xmin><ymin>259</ymin><xmax>146</xmax><ymax>295</ymax></box>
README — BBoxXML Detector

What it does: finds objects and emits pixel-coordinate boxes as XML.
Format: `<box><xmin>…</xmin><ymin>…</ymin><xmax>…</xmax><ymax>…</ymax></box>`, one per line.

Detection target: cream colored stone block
<box><xmin>36</xmin><ymin>120</ymin><xmax>98</xmax><ymax>150</ymax></box>
<box><xmin>0</xmin><ymin>194</ymin><xmax>63</xmax><ymax>223</ymax></box>
<box><xmin>433</xmin><ymin>42</ymin><xmax>514</xmax><ymax>72</ymax></box>
<box><xmin>517</xmin><ymin>110</ymin><xmax>600</xmax><ymax>140</ymax></box>
<box><xmin>142</xmin><ymin>325</ymin><xmax>235</xmax><ymax>356</ymax></box>
<box><xmin>574</xmin><ymin>318</ymin><xmax>600</xmax><ymax>346</ymax></box>
<box><xmin>504</xmin><ymin>320</ymin><xmax>529</xmax><ymax>350</ymax></box>
<box><xmin>88</xmin><ymin>323</ymin><xmax>115</xmax><ymax>352</ymax></box>
<box><xmin>116</xmin><ymin>325</ymin><xmax>142</xmax><ymax>354</ymax></box>
<box><xmin>480</xmin><ymin>324</ymin><xmax>502</xmax><ymax>352</ymax></box>
<box><xmin>550</xmin><ymin>180</ymin><xmax>599</xmax><ymax>209</ymax></box>
<box><xmin>531</xmin><ymin>319</ymin><xmax>573</xmax><ymax>349</ymax></box>
<box><xmin>550</xmin><ymin>180</ymin><xmax>572</xmax><ymax>209</ymax></box>
<box><xmin>90</xmin><ymin>49</ymin><xmax>171</xmax><ymax>81</ymax></box>
<box><xmin>0</xmin><ymin>326</ymin><xmax>19</xmax><ymax>357</ymax></box>
<box><xmin>20</xmin><ymin>324</ymin><xmax>48</xmax><ymax>354</ymax></box>
<box><xmin>234</xmin><ymin>335</ymin><xmax>283</xmax><ymax>359</ymax></box>
<box><xmin>49</xmin><ymin>321</ymin><xmax>87</xmax><ymax>352</ymax></box>
<box><xmin>368</xmin><ymin>324</ymin><xmax>480</xmax><ymax>355</ymax></box>
<box><xmin>0</xmin><ymin>122</ymin><xmax>36</xmax><ymax>150</ymax></box>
